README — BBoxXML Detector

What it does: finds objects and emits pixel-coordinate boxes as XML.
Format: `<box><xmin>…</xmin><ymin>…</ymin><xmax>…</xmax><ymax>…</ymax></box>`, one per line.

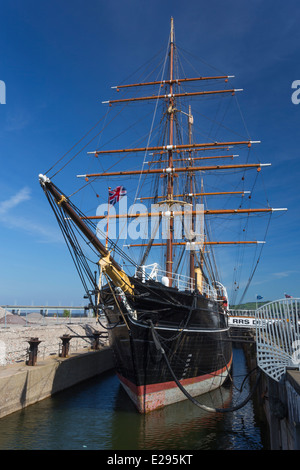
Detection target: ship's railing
<box><xmin>135</xmin><ymin>263</ymin><xmax>218</xmax><ymax>300</ymax></box>
<box><xmin>201</xmin><ymin>280</ymin><xmax>218</xmax><ymax>300</ymax></box>
<box><xmin>229</xmin><ymin>309</ymin><xmax>256</xmax><ymax>317</ymax></box>
<box><xmin>255</xmin><ymin>298</ymin><xmax>300</xmax><ymax>382</ymax></box>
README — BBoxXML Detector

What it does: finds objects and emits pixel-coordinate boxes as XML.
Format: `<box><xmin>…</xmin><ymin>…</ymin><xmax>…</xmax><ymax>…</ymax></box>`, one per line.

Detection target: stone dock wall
<box><xmin>0</xmin><ymin>314</ymin><xmax>109</xmax><ymax>365</ymax></box>
<box><xmin>0</xmin><ymin>313</ymin><xmax>114</xmax><ymax>418</ymax></box>
<box><xmin>241</xmin><ymin>338</ymin><xmax>300</xmax><ymax>450</ymax></box>
<box><xmin>0</xmin><ymin>347</ymin><xmax>114</xmax><ymax>419</ymax></box>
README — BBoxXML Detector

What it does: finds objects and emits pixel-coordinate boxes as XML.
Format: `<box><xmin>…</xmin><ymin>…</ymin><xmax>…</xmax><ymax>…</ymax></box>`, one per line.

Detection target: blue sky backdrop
<box><xmin>0</xmin><ymin>0</ymin><xmax>299</xmax><ymax>305</ymax></box>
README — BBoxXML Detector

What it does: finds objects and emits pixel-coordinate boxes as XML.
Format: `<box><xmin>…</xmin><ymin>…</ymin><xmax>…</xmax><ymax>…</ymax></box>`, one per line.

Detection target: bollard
<box><xmin>27</xmin><ymin>337</ymin><xmax>42</xmax><ymax>366</ymax></box>
<box><xmin>92</xmin><ymin>332</ymin><xmax>101</xmax><ymax>350</ymax></box>
<box><xmin>60</xmin><ymin>334</ymin><xmax>71</xmax><ymax>357</ymax></box>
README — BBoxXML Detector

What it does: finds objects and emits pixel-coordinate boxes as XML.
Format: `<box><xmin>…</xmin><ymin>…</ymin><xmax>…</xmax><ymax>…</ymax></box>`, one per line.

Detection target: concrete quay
<box><xmin>259</xmin><ymin>369</ymin><xmax>300</xmax><ymax>450</ymax></box>
<box><xmin>0</xmin><ymin>309</ymin><xmax>114</xmax><ymax>418</ymax></box>
<box><xmin>0</xmin><ymin>346</ymin><xmax>114</xmax><ymax>419</ymax></box>
<box><xmin>0</xmin><ymin>313</ymin><xmax>108</xmax><ymax>364</ymax></box>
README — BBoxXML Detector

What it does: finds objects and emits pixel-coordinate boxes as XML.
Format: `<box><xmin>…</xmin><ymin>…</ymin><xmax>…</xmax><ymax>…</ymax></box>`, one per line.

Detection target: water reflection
<box><xmin>111</xmin><ymin>383</ymin><xmax>232</xmax><ymax>450</ymax></box>
<box><xmin>0</xmin><ymin>347</ymin><xmax>269</xmax><ymax>450</ymax></box>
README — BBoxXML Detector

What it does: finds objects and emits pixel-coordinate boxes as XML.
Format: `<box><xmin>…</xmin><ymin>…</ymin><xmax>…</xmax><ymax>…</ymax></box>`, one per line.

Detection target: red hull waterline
<box><xmin>117</xmin><ymin>355</ymin><xmax>233</xmax><ymax>413</ymax></box>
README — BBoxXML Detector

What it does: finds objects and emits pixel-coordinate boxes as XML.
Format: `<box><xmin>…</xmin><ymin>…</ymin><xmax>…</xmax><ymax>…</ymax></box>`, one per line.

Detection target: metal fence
<box><xmin>255</xmin><ymin>298</ymin><xmax>300</xmax><ymax>382</ymax></box>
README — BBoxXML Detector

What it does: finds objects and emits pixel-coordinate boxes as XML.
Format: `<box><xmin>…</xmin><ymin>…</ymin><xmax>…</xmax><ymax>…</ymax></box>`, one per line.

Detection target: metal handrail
<box><xmin>135</xmin><ymin>263</ymin><xmax>218</xmax><ymax>299</ymax></box>
<box><xmin>255</xmin><ymin>298</ymin><xmax>300</xmax><ymax>381</ymax></box>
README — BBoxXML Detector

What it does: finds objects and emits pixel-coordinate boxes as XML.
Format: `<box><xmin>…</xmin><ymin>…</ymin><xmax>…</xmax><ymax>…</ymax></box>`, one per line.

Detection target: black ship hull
<box><xmin>102</xmin><ymin>278</ymin><xmax>232</xmax><ymax>413</ymax></box>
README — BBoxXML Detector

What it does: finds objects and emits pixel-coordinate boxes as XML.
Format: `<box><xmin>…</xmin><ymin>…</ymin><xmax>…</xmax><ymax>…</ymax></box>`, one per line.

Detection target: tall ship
<box><xmin>39</xmin><ymin>18</ymin><xmax>286</xmax><ymax>413</ymax></box>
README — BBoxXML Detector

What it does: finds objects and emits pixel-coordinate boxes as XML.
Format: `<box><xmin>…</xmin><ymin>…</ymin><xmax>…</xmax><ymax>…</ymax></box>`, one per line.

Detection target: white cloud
<box><xmin>4</xmin><ymin>109</ymin><xmax>32</xmax><ymax>132</ymax></box>
<box><xmin>272</xmin><ymin>270</ymin><xmax>298</xmax><ymax>279</ymax></box>
<box><xmin>0</xmin><ymin>187</ymin><xmax>62</xmax><ymax>243</ymax></box>
<box><xmin>0</xmin><ymin>187</ymin><xmax>31</xmax><ymax>215</ymax></box>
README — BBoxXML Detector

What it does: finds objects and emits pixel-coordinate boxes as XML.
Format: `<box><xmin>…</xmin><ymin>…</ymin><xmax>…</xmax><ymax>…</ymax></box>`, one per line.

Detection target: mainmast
<box><xmin>37</xmin><ymin>16</ymin><xmax>289</xmax><ymax>325</ymax></box>
<box><xmin>166</xmin><ymin>17</ymin><xmax>175</xmax><ymax>284</ymax></box>
<box><xmin>188</xmin><ymin>105</ymin><xmax>195</xmax><ymax>288</ymax></box>
<box><xmin>74</xmin><ymin>17</ymin><xmax>287</xmax><ymax>294</ymax></box>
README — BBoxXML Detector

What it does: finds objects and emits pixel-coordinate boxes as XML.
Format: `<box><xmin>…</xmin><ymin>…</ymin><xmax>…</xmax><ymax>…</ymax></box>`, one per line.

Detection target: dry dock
<box><xmin>1</xmin><ymin>303</ymin><xmax>300</xmax><ymax>451</ymax></box>
<box><xmin>0</xmin><ymin>308</ymin><xmax>114</xmax><ymax>419</ymax></box>
<box><xmin>0</xmin><ymin>347</ymin><xmax>114</xmax><ymax>419</ymax></box>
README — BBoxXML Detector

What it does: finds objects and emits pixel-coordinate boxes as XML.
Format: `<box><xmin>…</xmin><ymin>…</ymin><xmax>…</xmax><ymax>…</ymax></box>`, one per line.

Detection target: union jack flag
<box><xmin>109</xmin><ymin>186</ymin><xmax>127</xmax><ymax>206</ymax></box>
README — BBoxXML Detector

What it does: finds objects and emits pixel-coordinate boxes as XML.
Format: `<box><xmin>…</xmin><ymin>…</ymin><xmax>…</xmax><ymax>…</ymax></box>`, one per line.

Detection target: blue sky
<box><xmin>0</xmin><ymin>0</ymin><xmax>299</xmax><ymax>306</ymax></box>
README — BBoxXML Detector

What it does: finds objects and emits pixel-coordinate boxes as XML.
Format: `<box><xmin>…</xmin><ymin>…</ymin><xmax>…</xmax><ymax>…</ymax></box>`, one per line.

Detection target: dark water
<box><xmin>0</xmin><ymin>347</ymin><xmax>269</xmax><ymax>451</ymax></box>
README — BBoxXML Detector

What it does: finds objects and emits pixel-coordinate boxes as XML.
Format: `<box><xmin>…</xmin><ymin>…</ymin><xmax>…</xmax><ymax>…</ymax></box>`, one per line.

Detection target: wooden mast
<box><xmin>123</xmin><ymin>240</ymin><xmax>267</xmax><ymax>247</ymax></box>
<box><xmin>146</xmin><ymin>154</ymin><xmax>239</xmax><ymax>165</ymax></box>
<box><xmin>138</xmin><ymin>191</ymin><xmax>251</xmax><ymax>201</ymax></box>
<box><xmin>87</xmin><ymin>140</ymin><xmax>260</xmax><ymax>156</ymax></box>
<box><xmin>188</xmin><ymin>105</ymin><xmax>195</xmax><ymax>289</ymax></box>
<box><xmin>39</xmin><ymin>18</ymin><xmax>289</xmax><ymax>305</ymax></box>
<box><xmin>110</xmin><ymin>75</ymin><xmax>235</xmax><ymax>89</ymax></box>
<box><xmin>102</xmin><ymin>88</ymin><xmax>241</xmax><ymax>105</ymax></box>
<box><xmin>166</xmin><ymin>16</ymin><xmax>175</xmax><ymax>285</ymax></box>
<box><xmin>76</xmin><ymin>18</ymin><xmax>285</xmax><ymax>290</ymax></box>
<box><xmin>78</xmin><ymin>162</ymin><xmax>270</xmax><ymax>179</ymax></box>
<box><xmin>82</xmin><ymin>207</ymin><xmax>286</xmax><ymax>220</ymax></box>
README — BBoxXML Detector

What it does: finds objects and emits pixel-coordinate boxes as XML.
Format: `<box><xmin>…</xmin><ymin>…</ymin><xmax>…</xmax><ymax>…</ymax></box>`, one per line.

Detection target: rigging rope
<box><xmin>44</xmin><ymin>111</ymin><xmax>111</xmax><ymax>176</ymax></box>
<box><xmin>149</xmin><ymin>320</ymin><xmax>262</xmax><ymax>413</ymax></box>
<box><xmin>42</xmin><ymin>182</ymin><xmax>192</xmax><ymax>312</ymax></box>
<box><xmin>237</xmin><ymin>212</ymin><xmax>272</xmax><ymax>306</ymax></box>
<box><xmin>121</xmin><ymin>36</ymin><xmax>170</xmax><ymax>254</ymax></box>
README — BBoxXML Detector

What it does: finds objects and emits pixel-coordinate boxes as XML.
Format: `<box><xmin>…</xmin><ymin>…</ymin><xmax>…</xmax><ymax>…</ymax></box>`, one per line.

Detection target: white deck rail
<box><xmin>255</xmin><ymin>298</ymin><xmax>300</xmax><ymax>381</ymax></box>
<box><xmin>135</xmin><ymin>263</ymin><xmax>218</xmax><ymax>299</ymax></box>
